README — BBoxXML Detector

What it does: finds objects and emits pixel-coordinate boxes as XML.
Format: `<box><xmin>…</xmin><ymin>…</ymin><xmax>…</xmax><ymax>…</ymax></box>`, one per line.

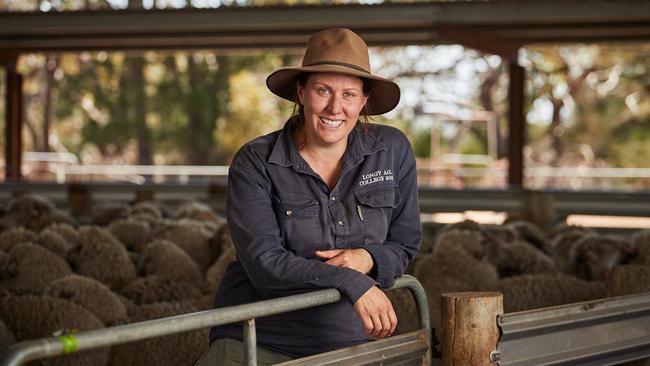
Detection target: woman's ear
<box><xmin>296</xmin><ymin>80</ymin><xmax>305</xmax><ymax>104</ymax></box>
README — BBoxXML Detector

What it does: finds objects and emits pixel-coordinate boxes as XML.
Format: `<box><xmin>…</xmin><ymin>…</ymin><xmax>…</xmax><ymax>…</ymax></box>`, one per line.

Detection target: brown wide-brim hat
<box><xmin>266</xmin><ymin>28</ymin><xmax>400</xmax><ymax>115</ymax></box>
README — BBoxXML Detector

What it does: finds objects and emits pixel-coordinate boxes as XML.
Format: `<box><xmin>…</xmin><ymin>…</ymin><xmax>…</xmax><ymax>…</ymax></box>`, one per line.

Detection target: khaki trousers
<box><xmin>194</xmin><ymin>338</ymin><xmax>294</xmax><ymax>366</ymax></box>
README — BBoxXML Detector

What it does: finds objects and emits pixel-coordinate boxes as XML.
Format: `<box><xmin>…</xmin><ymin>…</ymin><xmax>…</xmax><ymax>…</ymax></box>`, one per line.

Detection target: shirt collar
<box><xmin>267</xmin><ymin>116</ymin><xmax>386</xmax><ymax>168</ymax></box>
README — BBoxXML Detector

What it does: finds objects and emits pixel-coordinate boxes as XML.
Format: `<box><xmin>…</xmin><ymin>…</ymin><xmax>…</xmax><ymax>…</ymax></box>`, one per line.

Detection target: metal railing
<box><xmin>0</xmin><ymin>275</ymin><xmax>430</xmax><ymax>366</ymax></box>
<box><xmin>495</xmin><ymin>291</ymin><xmax>650</xmax><ymax>366</ymax></box>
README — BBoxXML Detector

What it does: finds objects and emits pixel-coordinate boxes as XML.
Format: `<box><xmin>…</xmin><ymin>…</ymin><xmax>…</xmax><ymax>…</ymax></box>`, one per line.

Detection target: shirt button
<box><xmin>286</xmin><ymin>210</ymin><xmax>292</xmax><ymax>216</ymax></box>
<box><xmin>330</xmin><ymin>196</ymin><xmax>336</xmax><ymax>201</ymax></box>
<box><xmin>338</xmin><ymin>221</ymin><xmax>344</xmax><ymax>226</ymax></box>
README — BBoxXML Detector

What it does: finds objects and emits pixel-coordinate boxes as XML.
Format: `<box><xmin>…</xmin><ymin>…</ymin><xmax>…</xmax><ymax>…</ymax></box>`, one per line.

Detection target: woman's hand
<box><xmin>353</xmin><ymin>286</ymin><xmax>397</xmax><ymax>338</ymax></box>
<box><xmin>315</xmin><ymin>248</ymin><xmax>374</xmax><ymax>274</ymax></box>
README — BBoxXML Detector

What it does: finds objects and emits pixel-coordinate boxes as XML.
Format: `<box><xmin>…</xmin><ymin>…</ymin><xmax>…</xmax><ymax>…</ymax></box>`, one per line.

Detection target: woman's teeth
<box><xmin>319</xmin><ymin>117</ymin><xmax>343</xmax><ymax>128</ymax></box>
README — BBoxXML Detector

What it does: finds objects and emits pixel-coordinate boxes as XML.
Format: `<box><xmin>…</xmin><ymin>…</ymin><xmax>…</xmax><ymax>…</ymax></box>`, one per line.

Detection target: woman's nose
<box><xmin>327</xmin><ymin>95</ymin><xmax>343</xmax><ymax>114</ymax></box>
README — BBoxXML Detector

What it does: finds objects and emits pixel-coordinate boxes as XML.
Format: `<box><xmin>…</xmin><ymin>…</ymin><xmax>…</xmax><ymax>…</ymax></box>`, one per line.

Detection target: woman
<box><xmin>197</xmin><ymin>28</ymin><xmax>421</xmax><ymax>365</ymax></box>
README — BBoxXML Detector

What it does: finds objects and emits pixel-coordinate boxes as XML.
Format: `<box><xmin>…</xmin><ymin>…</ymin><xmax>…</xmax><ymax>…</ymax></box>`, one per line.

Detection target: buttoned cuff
<box><xmin>363</xmin><ymin>244</ymin><xmax>395</xmax><ymax>288</ymax></box>
<box><xmin>337</xmin><ymin>271</ymin><xmax>378</xmax><ymax>304</ymax></box>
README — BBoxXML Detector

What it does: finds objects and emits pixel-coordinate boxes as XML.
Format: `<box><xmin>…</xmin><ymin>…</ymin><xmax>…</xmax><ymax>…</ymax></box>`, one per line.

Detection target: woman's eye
<box><xmin>343</xmin><ymin>92</ymin><xmax>357</xmax><ymax>98</ymax></box>
<box><xmin>317</xmin><ymin>87</ymin><xmax>330</xmax><ymax>96</ymax></box>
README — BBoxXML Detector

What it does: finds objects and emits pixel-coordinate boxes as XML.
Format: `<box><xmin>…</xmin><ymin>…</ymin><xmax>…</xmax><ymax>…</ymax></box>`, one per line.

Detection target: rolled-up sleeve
<box><xmin>228</xmin><ymin>149</ymin><xmax>377</xmax><ymax>304</ymax></box>
<box><xmin>362</xmin><ymin>137</ymin><xmax>422</xmax><ymax>288</ymax></box>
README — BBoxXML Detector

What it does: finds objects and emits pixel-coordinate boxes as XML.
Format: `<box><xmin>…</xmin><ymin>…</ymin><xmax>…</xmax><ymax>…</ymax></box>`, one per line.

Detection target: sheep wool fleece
<box><xmin>209</xmin><ymin>117</ymin><xmax>422</xmax><ymax>358</ymax></box>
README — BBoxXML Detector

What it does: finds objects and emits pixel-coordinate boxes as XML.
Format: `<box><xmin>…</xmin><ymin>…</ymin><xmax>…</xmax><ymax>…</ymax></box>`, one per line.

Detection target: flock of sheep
<box><xmin>0</xmin><ymin>193</ymin><xmax>649</xmax><ymax>365</ymax></box>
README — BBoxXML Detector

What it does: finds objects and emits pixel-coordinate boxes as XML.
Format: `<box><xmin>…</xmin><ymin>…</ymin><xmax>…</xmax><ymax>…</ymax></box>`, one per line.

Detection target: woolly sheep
<box><xmin>208</xmin><ymin>222</ymin><xmax>233</xmax><ymax>260</ymax></box>
<box><xmin>118</xmin><ymin>275</ymin><xmax>204</xmax><ymax>305</ymax></box>
<box><xmin>151</xmin><ymin>219</ymin><xmax>215</xmax><ymax>270</ymax></box>
<box><xmin>546</xmin><ymin>223</ymin><xmax>596</xmax><ymax>241</ymax></box>
<box><xmin>497</xmin><ymin>274</ymin><xmax>608</xmax><ymax>312</ymax></box>
<box><xmin>131</xmin><ymin>201</ymin><xmax>163</xmax><ymax>222</ymax></box>
<box><xmin>0</xmin><ymin>227</ymin><xmax>37</xmax><ymax>253</ymax></box>
<box><xmin>507</xmin><ymin>220</ymin><xmax>553</xmax><ymax>254</ymax></box>
<box><xmin>0</xmin><ymin>250</ymin><xmax>7</xmax><ymax>276</ymax></box>
<box><xmin>37</xmin><ymin>228</ymin><xmax>73</xmax><ymax>258</ymax></box>
<box><xmin>6</xmin><ymin>194</ymin><xmax>73</xmax><ymax>231</ymax></box>
<box><xmin>414</xmin><ymin>229</ymin><xmax>499</xmax><ymax>331</ymax></box>
<box><xmin>0</xmin><ymin>292</ymin><xmax>109</xmax><ymax>365</ymax></box>
<box><xmin>0</xmin><ymin>318</ymin><xmax>16</xmax><ymax>357</ymax></box>
<box><xmin>109</xmin><ymin>218</ymin><xmax>151</xmax><ymax>251</ymax></box>
<box><xmin>556</xmin><ymin>234</ymin><xmax>634</xmax><ymax>281</ymax></box>
<box><xmin>484</xmin><ymin>238</ymin><xmax>556</xmax><ymax>278</ymax></box>
<box><xmin>631</xmin><ymin>230</ymin><xmax>650</xmax><ymax>265</ymax></box>
<box><xmin>205</xmin><ymin>246</ymin><xmax>236</xmax><ymax>290</ymax></box>
<box><xmin>0</xmin><ymin>243</ymin><xmax>72</xmax><ymax>294</ymax></box>
<box><xmin>139</xmin><ymin>239</ymin><xmax>202</xmax><ymax>283</ymax></box>
<box><xmin>385</xmin><ymin>288</ymin><xmax>419</xmax><ymax>336</ymax></box>
<box><xmin>45</xmin><ymin>274</ymin><xmax>128</xmax><ymax>326</ymax></box>
<box><xmin>42</xmin><ymin>223</ymin><xmax>80</xmax><ymax>248</ymax></box>
<box><xmin>92</xmin><ymin>201</ymin><xmax>131</xmax><ymax>226</ymax></box>
<box><xmin>68</xmin><ymin>226</ymin><xmax>136</xmax><ymax>289</ymax></box>
<box><xmin>174</xmin><ymin>201</ymin><xmax>223</xmax><ymax>225</ymax></box>
<box><xmin>481</xmin><ymin>224</ymin><xmax>520</xmax><ymax>244</ymax></box>
<box><xmin>109</xmin><ymin>301</ymin><xmax>207</xmax><ymax>366</ymax></box>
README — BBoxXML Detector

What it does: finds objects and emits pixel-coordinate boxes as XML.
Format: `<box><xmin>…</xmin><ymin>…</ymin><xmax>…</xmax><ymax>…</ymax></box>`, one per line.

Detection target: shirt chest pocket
<box><xmin>354</xmin><ymin>186</ymin><xmax>402</xmax><ymax>245</ymax></box>
<box><xmin>274</xmin><ymin>196</ymin><xmax>321</xmax><ymax>258</ymax></box>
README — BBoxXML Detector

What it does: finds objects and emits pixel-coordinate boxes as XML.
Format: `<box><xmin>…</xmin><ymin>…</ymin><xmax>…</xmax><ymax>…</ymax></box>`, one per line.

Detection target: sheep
<box><xmin>131</xmin><ymin>201</ymin><xmax>163</xmax><ymax>222</ymax></box>
<box><xmin>108</xmin><ymin>218</ymin><xmax>151</xmax><ymax>251</ymax></box>
<box><xmin>207</xmin><ymin>221</ymin><xmax>234</xmax><ymax>259</ymax></box>
<box><xmin>555</xmin><ymin>234</ymin><xmax>635</xmax><ymax>281</ymax></box>
<box><xmin>0</xmin><ymin>250</ymin><xmax>7</xmax><ymax>276</ymax></box>
<box><xmin>481</xmin><ymin>224</ymin><xmax>520</xmax><ymax>244</ymax></box>
<box><xmin>118</xmin><ymin>275</ymin><xmax>205</xmax><ymax>305</ymax></box>
<box><xmin>0</xmin><ymin>318</ymin><xmax>16</xmax><ymax>357</ymax></box>
<box><xmin>5</xmin><ymin>194</ymin><xmax>73</xmax><ymax>231</ymax></box>
<box><xmin>37</xmin><ymin>228</ymin><xmax>73</xmax><ymax>258</ymax></box>
<box><xmin>631</xmin><ymin>229</ymin><xmax>650</xmax><ymax>265</ymax></box>
<box><xmin>174</xmin><ymin>201</ymin><xmax>223</xmax><ymax>225</ymax></box>
<box><xmin>0</xmin><ymin>243</ymin><xmax>72</xmax><ymax>294</ymax></box>
<box><xmin>42</xmin><ymin>222</ymin><xmax>80</xmax><ymax>248</ymax></box>
<box><xmin>0</xmin><ymin>292</ymin><xmax>109</xmax><ymax>366</ymax></box>
<box><xmin>483</xmin><ymin>238</ymin><xmax>556</xmax><ymax>278</ymax></box>
<box><xmin>109</xmin><ymin>301</ymin><xmax>208</xmax><ymax>366</ymax></box>
<box><xmin>151</xmin><ymin>219</ymin><xmax>215</xmax><ymax>270</ymax></box>
<box><xmin>44</xmin><ymin>274</ymin><xmax>128</xmax><ymax>326</ymax></box>
<box><xmin>413</xmin><ymin>228</ymin><xmax>499</xmax><ymax>332</ymax></box>
<box><xmin>496</xmin><ymin>274</ymin><xmax>609</xmax><ymax>313</ymax></box>
<box><xmin>92</xmin><ymin>201</ymin><xmax>131</xmax><ymax>226</ymax></box>
<box><xmin>139</xmin><ymin>239</ymin><xmax>202</xmax><ymax>283</ymax></box>
<box><xmin>205</xmin><ymin>246</ymin><xmax>236</xmax><ymax>290</ymax></box>
<box><xmin>385</xmin><ymin>287</ymin><xmax>419</xmax><ymax>336</ymax></box>
<box><xmin>67</xmin><ymin>226</ymin><xmax>136</xmax><ymax>289</ymax></box>
<box><xmin>506</xmin><ymin>220</ymin><xmax>553</xmax><ymax>255</ymax></box>
<box><xmin>0</xmin><ymin>227</ymin><xmax>37</xmax><ymax>253</ymax></box>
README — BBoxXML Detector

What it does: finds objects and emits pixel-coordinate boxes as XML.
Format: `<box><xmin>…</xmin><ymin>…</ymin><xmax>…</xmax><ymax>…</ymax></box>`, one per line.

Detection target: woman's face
<box><xmin>296</xmin><ymin>73</ymin><xmax>368</xmax><ymax>149</ymax></box>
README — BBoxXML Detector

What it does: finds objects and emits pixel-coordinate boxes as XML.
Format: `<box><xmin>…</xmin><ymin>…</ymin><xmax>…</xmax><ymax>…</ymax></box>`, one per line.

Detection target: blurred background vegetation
<box><xmin>1</xmin><ymin>0</ymin><xmax>649</xmax><ymax>190</ymax></box>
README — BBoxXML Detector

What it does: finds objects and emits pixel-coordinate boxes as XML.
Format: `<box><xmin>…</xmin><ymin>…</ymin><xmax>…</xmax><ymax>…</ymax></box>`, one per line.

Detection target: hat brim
<box><xmin>266</xmin><ymin>64</ymin><xmax>400</xmax><ymax>115</ymax></box>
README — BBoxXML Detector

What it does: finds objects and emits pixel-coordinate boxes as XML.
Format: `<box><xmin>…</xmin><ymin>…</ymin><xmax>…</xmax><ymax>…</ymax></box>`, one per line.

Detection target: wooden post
<box><xmin>5</xmin><ymin>57</ymin><xmax>23</xmax><ymax>181</ymax></box>
<box><xmin>612</xmin><ymin>265</ymin><xmax>650</xmax><ymax>296</ymax></box>
<box><xmin>441</xmin><ymin>292</ymin><xmax>503</xmax><ymax>366</ymax></box>
<box><xmin>507</xmin><ymin>60</ymin><xmax>525</xmax><ymax>188</ymax></box>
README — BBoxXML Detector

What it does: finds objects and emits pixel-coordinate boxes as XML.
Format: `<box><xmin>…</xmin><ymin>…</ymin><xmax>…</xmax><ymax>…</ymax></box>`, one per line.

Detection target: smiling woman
<box><xmin>196</xmin><ymin>28</ymin><xmax>422</xmax><ymax>366</ymax></box>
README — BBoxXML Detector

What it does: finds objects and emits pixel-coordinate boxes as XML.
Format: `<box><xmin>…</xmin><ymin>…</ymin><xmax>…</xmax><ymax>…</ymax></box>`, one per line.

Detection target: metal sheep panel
<box><xmin>0</xmin><ymin>275</ymin><xmax>430</xmax><ymax>366</ymax></box>
<box><xmin>495</xmin><ymin>292</ymin><xmax>650</xmax><ymax>366</ymax></box>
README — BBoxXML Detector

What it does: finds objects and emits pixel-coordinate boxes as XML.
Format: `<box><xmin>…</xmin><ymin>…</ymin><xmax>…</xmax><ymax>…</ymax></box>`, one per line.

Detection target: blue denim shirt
<box><xmin>209</xmin><ymin>117</ymin><xmax>421</xmax><ymax>358</ymax></box>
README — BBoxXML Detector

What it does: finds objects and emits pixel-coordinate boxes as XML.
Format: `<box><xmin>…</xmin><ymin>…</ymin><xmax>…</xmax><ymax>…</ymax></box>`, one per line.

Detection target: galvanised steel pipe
<box><xmin>0</xmin><ymin>275</ymin><xmax>429</xmax><ymax>366</ymax></box>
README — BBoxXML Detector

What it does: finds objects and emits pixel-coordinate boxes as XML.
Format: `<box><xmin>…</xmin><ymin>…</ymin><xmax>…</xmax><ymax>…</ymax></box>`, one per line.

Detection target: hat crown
<box><xmin>302</xmin><ymin>28</ymin><xmax>371</xmax><ymax>73</ymax></box>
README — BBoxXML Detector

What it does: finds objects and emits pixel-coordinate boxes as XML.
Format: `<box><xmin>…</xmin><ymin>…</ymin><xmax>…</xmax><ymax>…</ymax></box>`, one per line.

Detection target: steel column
<box><xmin>507</xmin><ymin>58</ymin><xmax>525</xmax><ymax>188</ymax></box>
<box><xmin>4</xmin><ymin>58</ymin><xmax>22</xmax><ymax>181</ymax></box>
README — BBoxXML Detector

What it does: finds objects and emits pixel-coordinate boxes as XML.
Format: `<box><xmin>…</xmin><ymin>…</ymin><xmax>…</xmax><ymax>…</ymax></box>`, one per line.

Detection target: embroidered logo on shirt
<box><xmin>358</xmin><ymin>169</ymin><xmax>393</xmax><ymax>187</ymax></box>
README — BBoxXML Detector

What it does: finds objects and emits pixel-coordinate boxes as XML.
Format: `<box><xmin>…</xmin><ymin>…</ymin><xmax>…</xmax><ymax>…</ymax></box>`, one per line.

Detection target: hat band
<box><xmin>305</xmin><ymin>60</ymin><xmax>370</xmax><ymax>74</ymax></box>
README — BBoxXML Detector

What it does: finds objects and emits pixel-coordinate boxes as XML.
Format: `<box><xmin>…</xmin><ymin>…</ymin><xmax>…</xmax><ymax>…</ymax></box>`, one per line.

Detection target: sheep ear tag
<box><xmin>58</xmin><ymin>331</ymin><xmax>79</xmax><ymax>354</ymax></box>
